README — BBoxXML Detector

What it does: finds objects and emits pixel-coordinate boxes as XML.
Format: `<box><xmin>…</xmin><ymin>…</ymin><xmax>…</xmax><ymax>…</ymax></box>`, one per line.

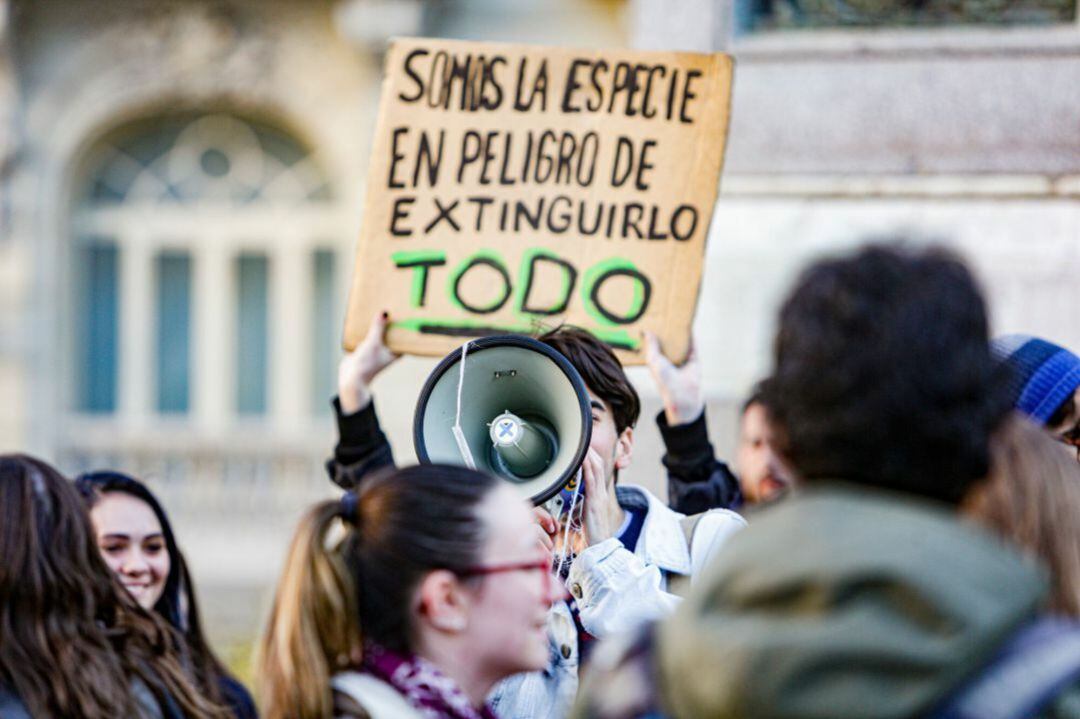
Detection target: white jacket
<box><xmin>488</xmin><ymin>484</ymin><xmax>746</xmax><ymax>719</ymax></box>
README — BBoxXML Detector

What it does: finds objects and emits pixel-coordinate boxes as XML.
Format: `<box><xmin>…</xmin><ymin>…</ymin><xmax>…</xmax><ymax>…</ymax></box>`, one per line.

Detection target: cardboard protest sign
<box><xmin>344</xmin><ymin>37</ymin><xmax>732</xmax><ymax>364</ymax></box>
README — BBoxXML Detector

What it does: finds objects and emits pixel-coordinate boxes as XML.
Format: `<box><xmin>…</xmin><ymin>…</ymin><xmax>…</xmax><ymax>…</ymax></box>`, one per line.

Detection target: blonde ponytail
<box><xmin>257</xmin><ymin>465</ymin><xmax>500</xmax><ymax>718</ymax></box>
<box><xmin>257</xmin><ymin>500</ymin><xmax>360</xmax><ymax>719</ymax></box>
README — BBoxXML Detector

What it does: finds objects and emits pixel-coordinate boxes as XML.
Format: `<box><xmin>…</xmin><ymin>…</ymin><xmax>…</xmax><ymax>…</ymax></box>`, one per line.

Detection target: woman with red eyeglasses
<box><xmin>257</xmin><ymin>464</ymin><xmax>563</xmax><ymax>719</ymax></box>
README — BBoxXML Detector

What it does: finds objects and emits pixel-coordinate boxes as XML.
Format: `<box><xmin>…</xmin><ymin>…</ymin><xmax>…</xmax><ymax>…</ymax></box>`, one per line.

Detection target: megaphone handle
<box><xmin>451</xmin><ymin>341</ymin><xmax>477</xmax><ymax>469</ymax></box>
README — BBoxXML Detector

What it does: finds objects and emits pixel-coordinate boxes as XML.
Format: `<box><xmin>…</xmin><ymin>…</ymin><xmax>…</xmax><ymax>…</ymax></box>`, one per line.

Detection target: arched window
<box><xmin>70</xmin><ymin>113</ymin><xmax>343</xmax><ymax>428</ymax></box>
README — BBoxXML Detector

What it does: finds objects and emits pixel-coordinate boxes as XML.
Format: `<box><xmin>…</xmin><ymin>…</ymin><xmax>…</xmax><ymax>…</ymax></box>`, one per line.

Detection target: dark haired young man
<box><xmin>328</xmin><ymin>317</ymin><xmax>745</xmax><ymax>719</ymax></box>
<box><xmin>733</xmin><ymin>390</ymin><xmax>791</xmax><ymax>504</ymax></box>
<box><xmin>642</xmin><ymin>340</ymin><xmax>791</xmax><ymax>510</ymax></box>
<box><xmin>578</xmin><ymin>244</ymin><xmax>1080</xmax><ymax>719</ymax></box>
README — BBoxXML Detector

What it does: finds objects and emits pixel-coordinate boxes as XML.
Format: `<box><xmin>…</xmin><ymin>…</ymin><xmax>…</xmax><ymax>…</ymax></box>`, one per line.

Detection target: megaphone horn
<box><xmin>413</xmin><ymin>335</ymin><xmax>593</xmax><ymax>505</ymax></box>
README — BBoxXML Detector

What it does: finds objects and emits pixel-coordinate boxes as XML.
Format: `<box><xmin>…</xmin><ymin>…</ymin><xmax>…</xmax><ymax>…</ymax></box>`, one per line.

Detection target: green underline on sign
<box><xmin>391</xmin><ymin>318</ymin><xmax>641</xmax><ymax>351</ymax></box>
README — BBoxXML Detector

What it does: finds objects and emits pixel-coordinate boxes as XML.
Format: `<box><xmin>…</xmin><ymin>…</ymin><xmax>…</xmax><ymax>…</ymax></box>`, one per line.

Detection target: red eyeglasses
<box><xmin>456</xmin><ymin>558</ymin><xmax>553</xmax><ymax>578</ymax></box>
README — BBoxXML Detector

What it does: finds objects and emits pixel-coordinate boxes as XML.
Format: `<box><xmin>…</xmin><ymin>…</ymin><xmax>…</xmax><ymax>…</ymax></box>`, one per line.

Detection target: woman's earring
<box><xmin>438</xmin><ymin>616</ymin><xmax>467</xmax><ymax>632</ymax></box>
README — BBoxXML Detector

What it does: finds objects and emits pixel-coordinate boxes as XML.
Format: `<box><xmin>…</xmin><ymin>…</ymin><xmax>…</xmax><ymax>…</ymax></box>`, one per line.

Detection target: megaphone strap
<box><xmin>452</xmin><ymin>341</ymin><xmax>477</xmax><ymax>470</ymax></box>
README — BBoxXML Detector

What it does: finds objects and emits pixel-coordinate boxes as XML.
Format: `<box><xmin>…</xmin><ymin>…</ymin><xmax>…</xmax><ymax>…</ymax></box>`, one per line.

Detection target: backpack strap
<box><xmin>929</xmin><ymin>617</ymin><xmax>1080</xmax><ymax>719</ymax></box>
<box><xmin>667</xmin><ymin>513</ymin><xmax>704</xmax><ymax>599</ymax></box>
<box><xmin>678</xmin><ymin>512</ymin><xmax>704</xmax><ymax>551</ymax></box>
<box><xmin>331</xmin><ymin>671</ymin><xmax>423</xmax><ymax>719</ymax></box>
<box><xmin>669</xmin><ymin>510</ymin><xmax>747</xmax><ymax>598</ymax></box>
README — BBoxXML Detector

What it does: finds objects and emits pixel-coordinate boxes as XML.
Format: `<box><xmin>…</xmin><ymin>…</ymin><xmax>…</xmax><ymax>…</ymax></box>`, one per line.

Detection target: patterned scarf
<box><xmin>362</xmin><ymin>643</ymin><xmax>500</xmax><ymax>719</ymax></box>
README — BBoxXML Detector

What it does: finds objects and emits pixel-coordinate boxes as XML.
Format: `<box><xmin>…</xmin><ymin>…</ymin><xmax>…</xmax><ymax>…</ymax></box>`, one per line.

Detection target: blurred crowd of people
<box><xmin>3</xmin><ymin>241</ymin><xmax>1080</xmax><ymax>718</ymax></box>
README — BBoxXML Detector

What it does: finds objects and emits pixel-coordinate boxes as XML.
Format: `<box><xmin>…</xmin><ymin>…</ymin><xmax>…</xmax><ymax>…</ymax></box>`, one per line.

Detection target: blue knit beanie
<box><xmin>991</xmin><ymin>334</ymin><xmax>1080</xmax><ymax>425</ymax></box>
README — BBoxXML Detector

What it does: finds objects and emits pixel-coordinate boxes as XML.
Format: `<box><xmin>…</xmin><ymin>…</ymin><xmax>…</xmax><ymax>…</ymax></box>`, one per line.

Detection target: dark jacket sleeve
<box><xmin>658</xmin><ymin>409</ymin><xmax>743</xmax><ymax>514</ymax></box>
<box><xmin>325</xmin><ymin>397</ymin><xmax>396</xmax><ymax>491</ymax></box>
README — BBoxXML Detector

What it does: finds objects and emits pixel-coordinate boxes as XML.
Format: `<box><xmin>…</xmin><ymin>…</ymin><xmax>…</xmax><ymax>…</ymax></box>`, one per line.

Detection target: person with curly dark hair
<box><xmin>762</xmin><ymin>243</ymin><xmax>1011</xmax><ymax>504</ymax></box>
<box><xmin>575</xmin><ymin>243</ymin><xmax>1080</xmax><ymax>719</ymax></box>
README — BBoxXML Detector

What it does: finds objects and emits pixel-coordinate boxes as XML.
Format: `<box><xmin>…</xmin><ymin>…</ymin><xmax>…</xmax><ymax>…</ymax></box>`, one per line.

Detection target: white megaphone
<box><xmin>414</xmin><ymin>335</ymin><xmax>593</xmax><ymax>505</ymax></box>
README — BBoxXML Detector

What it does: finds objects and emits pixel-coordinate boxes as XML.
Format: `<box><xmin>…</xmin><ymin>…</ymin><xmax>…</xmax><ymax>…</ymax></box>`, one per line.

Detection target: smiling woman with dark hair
<box><xmin>0</xmin><ymin>454</ymin><xmax>226</xmax><ymax>719</ymax></box>
<box><xmin>76</xmin><ymin>471</ymin><xmax>258</xmax><ymax>719</ymax></box>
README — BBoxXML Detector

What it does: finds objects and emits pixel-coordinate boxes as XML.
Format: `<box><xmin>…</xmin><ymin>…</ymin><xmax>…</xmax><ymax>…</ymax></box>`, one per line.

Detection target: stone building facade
<box><xmin>0</xmin><ymin>0</ymin><xmax>624</xmax><ymax>642</ymax></box>
<box><xmin>2</xmin><ymin>1</ymin><xmax>389</xmax><ymax>639</ymax></box>
<box><xmin>631</xmin><ymin>0</ymin><xmax>1080</xmax><ymax>458</ymax></box>
<box><xmin>1</xmin><ymin>0</ymin><xmax>1078</xmax><ymax>643</ymax></box>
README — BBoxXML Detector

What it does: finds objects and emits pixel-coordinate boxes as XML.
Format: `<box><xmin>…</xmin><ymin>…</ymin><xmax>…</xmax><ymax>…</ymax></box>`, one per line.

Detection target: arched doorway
<box><xmin>63</xmin><ymin>112</ymin><xmax>345</xmax><ymax>518</ymax></box>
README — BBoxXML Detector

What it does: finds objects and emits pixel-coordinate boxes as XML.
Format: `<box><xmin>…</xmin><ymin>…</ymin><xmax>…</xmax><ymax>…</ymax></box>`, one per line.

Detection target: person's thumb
<box><xmin>643</xmin><ymin>331</ymin><xmax>665</xmax><ymax>370</ymax></box>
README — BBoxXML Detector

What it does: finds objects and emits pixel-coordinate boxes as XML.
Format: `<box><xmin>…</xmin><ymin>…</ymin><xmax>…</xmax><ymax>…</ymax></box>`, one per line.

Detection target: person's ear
<box><xmin>416</xmin><ymin>569</ymin><xmax>470</xmax><ymax>633</ymax></box>
<box><xmin>614</xmin><ymin>426</ymin><xmax>634</xmax><ymax>470</ymax></box>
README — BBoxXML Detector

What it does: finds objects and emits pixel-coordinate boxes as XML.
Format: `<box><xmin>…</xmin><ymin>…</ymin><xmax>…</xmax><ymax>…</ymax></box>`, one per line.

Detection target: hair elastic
<box><xmin>340</xmin><ymin>491</ymin><xmax>360</xmax><ymax>525</ymax></box>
